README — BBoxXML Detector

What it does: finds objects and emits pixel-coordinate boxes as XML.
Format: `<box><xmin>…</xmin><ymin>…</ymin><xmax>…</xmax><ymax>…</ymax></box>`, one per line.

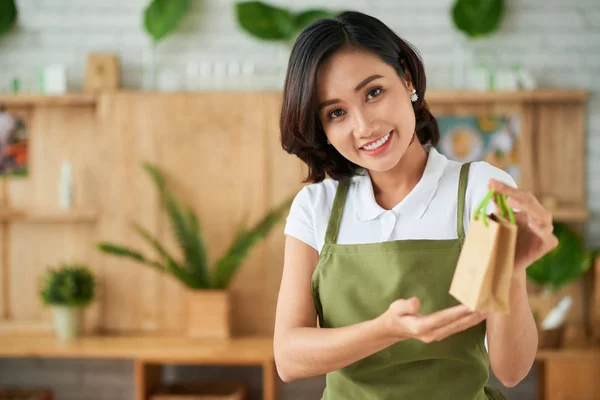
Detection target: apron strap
<box><xmin>457</xmin><ymin>162</ymin><xmax>472</xmax><ymax>241</ymax></box>
<box><xmin>324</xmin><ymin>179</ymin><xmax>350</xmax><ymax>245</ymax></box>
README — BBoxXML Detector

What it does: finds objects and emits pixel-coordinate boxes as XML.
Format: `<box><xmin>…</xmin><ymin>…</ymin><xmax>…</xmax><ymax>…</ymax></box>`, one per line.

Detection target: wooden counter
<box><xmin>2</xmin><ymin>334</ymin><xmax>600</xmax><ymax>400</ymax></box>
<box><xmin>0</xmin><ymin>335</ymin><xmax>278</xmax><ymax>400</ymax></box>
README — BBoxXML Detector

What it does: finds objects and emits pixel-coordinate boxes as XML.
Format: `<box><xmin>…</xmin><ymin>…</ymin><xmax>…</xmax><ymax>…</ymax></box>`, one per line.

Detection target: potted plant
<box><xmin>40</xmin><ymin>263</ymin><xmax>96</xmax><ymax>341</ymax></box>
<box><xmin>97</xmin><ymin>162</ymin><xmax>292</xmax><ymax>339</ymax></box>
<box><xmin>526</xmin><ymin>222</ymin><xmax>596</xmax><ymax>348</ymax></box>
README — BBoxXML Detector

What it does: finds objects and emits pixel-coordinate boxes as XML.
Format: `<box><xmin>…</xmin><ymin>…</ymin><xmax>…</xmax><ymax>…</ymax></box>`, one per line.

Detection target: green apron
<box><xmin>312</xmin><ymin>162</ymin><xmax>506</xmax><ymax>399</ymax></box>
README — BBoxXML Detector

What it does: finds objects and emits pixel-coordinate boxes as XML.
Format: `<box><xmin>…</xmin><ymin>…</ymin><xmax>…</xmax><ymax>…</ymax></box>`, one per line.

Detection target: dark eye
<box><xmin>329</xmin><ymin>109</ymin><xmax>346</xmax><ymax>119</ymax></box>
<box><xmin>367</xmin><ymin>88</ymin><xmax>382</xmax><ymax>100</ymax></box>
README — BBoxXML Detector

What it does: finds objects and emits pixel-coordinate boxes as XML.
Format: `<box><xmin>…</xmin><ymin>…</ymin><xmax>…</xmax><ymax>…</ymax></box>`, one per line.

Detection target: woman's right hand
<box><xmin>379</xmin><ymin>297</ymin><xmax>488</xmax><ymax>343</ymax></box>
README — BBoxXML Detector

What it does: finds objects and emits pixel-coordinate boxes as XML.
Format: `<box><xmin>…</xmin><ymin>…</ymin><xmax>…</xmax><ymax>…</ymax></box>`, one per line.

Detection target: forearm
<box><xmin>486</xmin><ymin>271</ymin><xmax>538</xmax><ymax>387</ymax></box>
<box><xmin>274</xmin><ymin>317</ymin><xmax>396</xmax><ymax>382</ymax></box>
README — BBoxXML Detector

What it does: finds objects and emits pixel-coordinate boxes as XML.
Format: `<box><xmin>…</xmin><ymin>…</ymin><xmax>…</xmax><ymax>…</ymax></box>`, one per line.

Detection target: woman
<box><xmin>274</xmin><ymin>10</ymin><xmax>558</xmax><ymax>399</ymax></box>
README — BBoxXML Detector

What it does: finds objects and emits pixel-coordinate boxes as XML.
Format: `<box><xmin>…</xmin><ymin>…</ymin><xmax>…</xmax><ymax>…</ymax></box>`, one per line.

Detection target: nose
<box><xmin>353</xmin><ymin>108</ymin><xmax>379</xmax><ymax>139</ymax></box>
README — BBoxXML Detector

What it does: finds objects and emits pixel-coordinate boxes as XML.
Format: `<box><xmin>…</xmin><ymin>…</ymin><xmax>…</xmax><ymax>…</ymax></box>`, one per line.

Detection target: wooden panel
<box><xmin>93</xmin><ymin>93</ymin><xmax>161</xmax><ymax>333</ymax></box>
<box><xmin>542</xmin><ymin>359</ymin><xmax>600</xmax><ymax>400</ymax></box>
<box><xmin>154</xmin><ymin>92</ymin><xmax>268</xmax><ymax>335</ymax></box>
<box><xmin>4</xmin><ymin>105</ymin><xmax>101</xmax><ymax>332</ymax></box>
<box><xmin>535</xmin><ymin>103</ymin><xmax>586</xmax><ymax>211</ymax></box>
<box><xmin>264</xmin><ymin>92</ymin><xmax>306</xmax><ymax>334</ymax></box>
<box><xmin>518</xmin><ymin>104</ymin><xmax>536</xmax><ymax>193</ymax></box>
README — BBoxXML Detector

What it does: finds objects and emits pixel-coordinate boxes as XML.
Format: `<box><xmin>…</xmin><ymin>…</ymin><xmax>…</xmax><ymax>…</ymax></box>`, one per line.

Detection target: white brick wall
<box><xmin>0</xmin><ymin>0</ymin><xmax>598</xmax><ymax>397</ymax></box>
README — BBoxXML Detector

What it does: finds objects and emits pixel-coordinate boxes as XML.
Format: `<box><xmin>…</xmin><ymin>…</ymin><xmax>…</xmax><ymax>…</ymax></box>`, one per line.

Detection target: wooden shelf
<box><xmin>552</xmin><ymin>207</ymin><xmax>589</xmax><ymax>222</ymax></box>
<box><xmin>0</xmin><ymin>93</ymin><xmax>97</xmax><ymax>107</ymax></box>
<box><xmin>0</xmin><ymin>335</ymin><xmax>275</xmax><ymax>363</ymax></box>
<box><xmin>0</xmin><ymin>90</ymin><xmax>586</xmax><ymax>108</ymax></box>
<box><xmin>0</xmin><ymin>209</ymin><xmax>98</xmax><ymax>223</ymax></box>
<box><xmin>0</xmin><ymin>320</ymin><xmax>54</xmax><ymax>335</ymax></box>
<box><xmin>426</xmin><ymin>89</ymin><xmax>588</xmax><ymax>104</ymax></box>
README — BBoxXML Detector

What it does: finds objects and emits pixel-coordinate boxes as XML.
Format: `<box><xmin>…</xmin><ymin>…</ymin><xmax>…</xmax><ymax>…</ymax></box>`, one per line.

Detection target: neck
<box><xmin>368</xmin><ymin>136</ymin><xmax>428</xmax><ymax>209</ymax></box>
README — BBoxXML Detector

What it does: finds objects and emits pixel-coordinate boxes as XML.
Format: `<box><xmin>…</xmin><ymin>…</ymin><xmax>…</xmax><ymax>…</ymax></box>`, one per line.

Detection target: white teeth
<box><xmin>363</xmin><ymin>132</ymin><xmax>391</xmax><ymax>151</ymax></box>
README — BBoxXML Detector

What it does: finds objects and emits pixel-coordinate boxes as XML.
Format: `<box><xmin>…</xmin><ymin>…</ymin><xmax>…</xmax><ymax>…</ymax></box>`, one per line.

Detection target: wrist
<box><xmin>372</xmin><ymin>314</ymin><xmax>402</xmax><ymax>343</ymax></box>
<box><xmin>512</xmin><ymin>270</ymin><xmax>527</xmax><ymax>285</ymax></box>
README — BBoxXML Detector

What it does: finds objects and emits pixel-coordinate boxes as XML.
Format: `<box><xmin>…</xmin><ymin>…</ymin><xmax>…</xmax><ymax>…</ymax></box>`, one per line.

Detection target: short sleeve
<box><xmin>464</xmin><ymin>162</ymin><xmax>518</xmax><ymax>233</ymax></box>
<box><xmin>284</xmin><ymin>186</ymin><xmax>318</xmax><ymax>251</ymax></box>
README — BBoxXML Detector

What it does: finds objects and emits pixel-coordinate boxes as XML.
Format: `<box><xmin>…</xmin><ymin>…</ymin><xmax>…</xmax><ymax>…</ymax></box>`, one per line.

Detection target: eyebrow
<box><xmin>317</xmin><ymin>74</ymin><xmax>384</xmax><ymax>111</ymax></box>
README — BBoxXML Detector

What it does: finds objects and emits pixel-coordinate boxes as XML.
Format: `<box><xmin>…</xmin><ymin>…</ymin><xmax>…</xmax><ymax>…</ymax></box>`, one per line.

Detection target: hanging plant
<box><xmin>0</xmin><ymin>0</ymin><xmax>18</xmax><ymax>38</ymax></box>
<box><xmin>235</xmin><ymin>1</ymin><xmax>337</xmax><ymax>44</ymax></box>
<box><xmin>451</xmin><ymin>0</ymin><xmax>504</xmax><ymax>39</ymax></box>
<box><xmin>143</xmin><ymin>0</ymin><xmax>190</xmax><ymax>42</ymax></box>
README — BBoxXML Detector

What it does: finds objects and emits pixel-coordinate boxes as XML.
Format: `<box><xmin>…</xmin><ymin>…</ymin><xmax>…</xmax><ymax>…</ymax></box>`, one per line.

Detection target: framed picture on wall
<box><xmin>435</xmin><ymin>114</ymin><xmax>520</xmax><ymax>185</ymax></box>
<box><xmin>0</xmin><ymin>106</ymin><xmax>29</xmax><ymax>178</ymax></box>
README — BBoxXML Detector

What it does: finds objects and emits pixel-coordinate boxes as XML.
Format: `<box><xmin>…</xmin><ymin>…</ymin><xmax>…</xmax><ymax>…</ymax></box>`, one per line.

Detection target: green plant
<box><xmin>40</xmin><ymin>264</ymin><xmax>96</xmax><ymax>307</ymax></box>
<box><xmin>526</xmin><ymin>222</ymin><xmax>596</xmax><ymax>292</ymax></box>
<box><xmin>144</xmin><ymin>0</ymin><xmax>190</xmax><ymax>42</ymax></box>
<box><xmin>0</xmin><ymin>0</ymin><xmax>17</xmax><ymax>38</ymax></box>
<box><xmin>235</xmin><ymin>1</ymin><xmax>337</xmax><ymax>45</ymax></box>
<box><xmin>451</xmin><ymin>0</ymin><xmax>504</xmax><ymax>39</ymax></box>
<box><xmin>97</xmin><ymin>162</ymin><xmax>292</xmax><ymax>290</ymax></box>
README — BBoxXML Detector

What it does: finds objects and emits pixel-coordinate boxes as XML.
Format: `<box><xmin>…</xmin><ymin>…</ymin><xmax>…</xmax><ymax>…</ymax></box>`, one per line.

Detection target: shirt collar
<box><xmin>353</xmin><ymin>145</ymin><xmax>448</xmax><ymax>221</ymax></box>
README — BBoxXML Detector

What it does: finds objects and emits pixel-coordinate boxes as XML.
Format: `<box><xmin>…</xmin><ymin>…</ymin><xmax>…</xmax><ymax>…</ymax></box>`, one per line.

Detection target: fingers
<box><xmin>388</xmin><ymin>297</ymin><xmax>421</xmax><ymax>316</ymax></box>
<box><xmin>426</xmin><ymin>312</ymin><xmax>488</xmax><ymax>343</ymax></box>
<box><xmin>405</xmin><ymin>304</ymin><xmax>473</xmax><ymax>336</ymax></box>
<box><xmin>489</xmin><ymin>179</ymin><xmax>553</xmax><ymax>229</ymax></box>
<box><xmin>488</xmin><ymin>179</ymin><xmax>520</xmax><ymax>199</ymax></box>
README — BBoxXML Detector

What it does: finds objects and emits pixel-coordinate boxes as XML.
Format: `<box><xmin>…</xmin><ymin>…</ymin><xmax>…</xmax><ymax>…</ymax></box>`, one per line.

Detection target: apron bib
<box><xmin>312</xmin><ymin>162</ymin><xmax>506</xmax><ymax>399</ymax></box>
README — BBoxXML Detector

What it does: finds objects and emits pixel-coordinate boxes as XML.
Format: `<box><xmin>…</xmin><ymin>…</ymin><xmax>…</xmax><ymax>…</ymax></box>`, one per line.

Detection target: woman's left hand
<box><xmin>489</xmin><ymin>179</ymin><xmax>559</xmax><ymax>273</ymax></box>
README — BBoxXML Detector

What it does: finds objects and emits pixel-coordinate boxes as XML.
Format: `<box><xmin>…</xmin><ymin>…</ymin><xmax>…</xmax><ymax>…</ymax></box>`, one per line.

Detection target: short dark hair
<box><xmin>279</xmin><ymin>11</ymin><xmax>439</xmax><ymax>183</ymax></box>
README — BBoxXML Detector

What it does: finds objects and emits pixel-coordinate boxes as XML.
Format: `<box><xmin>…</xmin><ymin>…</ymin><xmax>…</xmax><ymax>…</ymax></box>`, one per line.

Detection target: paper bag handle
<box><xmin>474</xmin><ymin>188</ymin><xmax>516</xmax><ymax>227</ymax></box>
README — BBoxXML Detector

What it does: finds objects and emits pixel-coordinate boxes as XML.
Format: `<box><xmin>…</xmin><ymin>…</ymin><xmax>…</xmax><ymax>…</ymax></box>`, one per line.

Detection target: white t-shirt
<box><xmin>284</xmin><ymin>146</ymin><xmax>517</xmax><ymax>253</ymax></box>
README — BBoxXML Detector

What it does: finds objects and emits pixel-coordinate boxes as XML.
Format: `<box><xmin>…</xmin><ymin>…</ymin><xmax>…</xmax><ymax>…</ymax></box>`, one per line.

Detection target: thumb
<box><xmin>389</xmin><ymin>297</ymin><xmax>420</xmax><ymax>315</ymax></box>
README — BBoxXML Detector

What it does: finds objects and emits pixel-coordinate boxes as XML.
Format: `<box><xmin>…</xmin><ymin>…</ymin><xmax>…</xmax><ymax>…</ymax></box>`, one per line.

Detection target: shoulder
<box><xmin>467</xmin><ymin>161</ymin><xmax>517</xmax><ymax>188</ymax></box>
<box><xmin>284</xmin><ymin>178</ymin><xmax>341</xmax><ymax>251</ymax></box>
<box><xmin>290</xmin><ymin>178</ymin><xmax>340</xmax><ymax>211</ymax></box>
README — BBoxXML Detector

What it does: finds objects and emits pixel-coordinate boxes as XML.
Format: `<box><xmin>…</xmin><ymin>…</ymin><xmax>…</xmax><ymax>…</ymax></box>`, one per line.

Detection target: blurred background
<box><xmin>0</xmin><ymin>0</ymin><xmax>598</xmax><ymax>399</ymax></box>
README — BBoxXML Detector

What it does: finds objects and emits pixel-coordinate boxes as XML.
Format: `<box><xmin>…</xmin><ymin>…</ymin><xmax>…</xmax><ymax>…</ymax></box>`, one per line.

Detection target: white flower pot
<box><xmin>53</xmin><ymin>306</ymin><xmax>83</xmax><ymax>341</ymax></box>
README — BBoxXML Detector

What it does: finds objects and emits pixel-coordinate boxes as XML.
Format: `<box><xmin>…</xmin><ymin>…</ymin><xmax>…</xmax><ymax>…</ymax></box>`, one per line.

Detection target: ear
<box><xmin>399</xmin><ymin>59</ymin><xmax>414</xmax><ymax>92</ymax></box>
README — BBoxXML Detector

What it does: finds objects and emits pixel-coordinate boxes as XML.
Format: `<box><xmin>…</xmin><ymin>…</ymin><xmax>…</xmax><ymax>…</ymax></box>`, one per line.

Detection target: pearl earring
<box><xmin>410</xmin><ymin>89</ymin><xmax>418</xmax><ymax>103</ymax></box>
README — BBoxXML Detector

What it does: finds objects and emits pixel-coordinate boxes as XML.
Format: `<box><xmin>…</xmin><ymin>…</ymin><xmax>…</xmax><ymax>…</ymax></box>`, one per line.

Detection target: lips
<box><xmin>360</xmin><ymin>131</ymin><xmax>392</xmax><ymax>150</ymax></box>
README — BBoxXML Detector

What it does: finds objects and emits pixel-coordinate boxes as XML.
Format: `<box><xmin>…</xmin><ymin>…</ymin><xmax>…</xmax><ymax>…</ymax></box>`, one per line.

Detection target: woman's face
<box><xmin>316</xmin><ymin>49</ymin><xmax>416</xmax><ymax>172</ymax></box>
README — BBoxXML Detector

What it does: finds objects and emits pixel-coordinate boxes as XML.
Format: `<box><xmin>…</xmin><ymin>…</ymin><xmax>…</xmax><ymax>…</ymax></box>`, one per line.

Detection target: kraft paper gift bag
<box><xmin>449</xmin><ymin>189</ymin><xmax>518</xmax><ymax>314</ymax></box>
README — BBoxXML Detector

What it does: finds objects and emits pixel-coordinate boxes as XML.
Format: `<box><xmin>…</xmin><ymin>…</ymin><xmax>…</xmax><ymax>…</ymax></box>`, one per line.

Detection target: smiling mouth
<box><xmin>360</xmin><ymin>131</ymin><xmax>392</xmax><ymax>151</ymax></box>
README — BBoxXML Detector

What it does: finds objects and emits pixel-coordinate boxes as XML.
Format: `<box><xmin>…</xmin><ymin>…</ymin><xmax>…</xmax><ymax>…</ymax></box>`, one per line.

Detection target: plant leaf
<box><xmin>143</xmin><ymin>162</ymin><xmax>210</xmax><ymax>288</ymax></box>
<box><xmin>164</xmin><ymin>192</ymin><xmax>210</xmax><ymax>288</ymax></box>
<box><xmin>97</xmin><ymin>242</ymin><xmax>166</xmax><ymax>272</ymax></box>
<box><xmin>186</xmin><ymin>208</ymin><xmax>211</xmax><ymax>287</ymax></box>
<box><xmin>143</xmin><ymin>162</ymin><xmax>166</xmax><ymax>196</ymax></box>
<box><xmin>144</xmin><ymin>0</ymin><xmax>190</xmax><ymax>42</ymax></box>
<box><xmin>451</xmin><ymin>0</ymin><xmax>504</xmax><ymax>39</ymax></box>
<box><xmin>212</xmin><ymin>196</ymin><xmax>293</xmax><ymax>289</ymax></box>
<box><xmin>130</xmin><ymin>221</ymin><xmax>202</xmax><ymax>288</ymax></box>
<box><xmin>0</xmin><ymin>0</ymin><xmax>17</xmax><ymax>38</ymax></box>
<box><xmin>293</xmin><ymin>9</ymin><xmax>336</xmax><ymax>30</ymax></box>
<box><xmin>235</xmin><ymin>1</ymin><xmax>296</xmax><ymax>41</ymax></box>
